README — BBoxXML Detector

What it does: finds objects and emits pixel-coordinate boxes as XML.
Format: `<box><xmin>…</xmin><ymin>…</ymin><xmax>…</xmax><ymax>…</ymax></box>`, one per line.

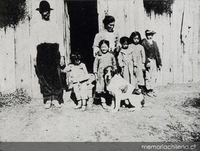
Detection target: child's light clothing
<box><xmin>118</xmin><ymin>48</ymin><xmax>136</xmax><ymax>86</ymax></box>
<box><xmin>129</xmin><ymin>44</ymin><xmax>146</xmax><ymax>86</ymax></box>
<box><xmin>93</xmin><ymin>52</ymin><xmax>116</xmax><ymax>93</ymax></box>
<box><xmin>66</xmin><ymin>63</ymin><xmax>89</xmax><ymax>100</ymax></box>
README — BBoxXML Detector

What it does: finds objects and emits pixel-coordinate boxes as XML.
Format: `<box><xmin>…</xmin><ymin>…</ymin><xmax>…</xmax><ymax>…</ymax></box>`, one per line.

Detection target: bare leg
<box><xmin>81</xmin><ymin>99</ymin><xmax>87</xmax><ymax>111</ymax></box>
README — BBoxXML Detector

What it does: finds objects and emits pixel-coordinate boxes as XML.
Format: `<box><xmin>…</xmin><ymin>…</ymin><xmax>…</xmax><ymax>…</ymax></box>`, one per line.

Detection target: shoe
<box><xmin>74</xmin><ymin>102</ymin><xmax>82</xmax><ymax>109</ymax></box>
<box><xmin>152</xmin><ymin>91</ymin><xmax>157</xmax><ymax>97</ymax></box>
<box><xmin>52</xmin><ymin>100</ymin><xmax>61</xmax><ymax>108</ymax></box>
<box><xmin>101</xmin><ymin>102</ymin><xmax>109</xmax><ymax>110</ymax></box>
<box><xmin>129</xmin><ymin>107</ymin><xmax>141</xmax><ymax>112</ymax></box>
<box><xmin>132</xmin><ymin>89</ymin><xmax>141</xmax><ymax>95</ymax></box>
<box><xmin>146</xmin><ymin>92</ymin><xmax>154</xmax><ymax>97</ymax></box>
<box><xmin>44</xmin><ymin>101</ymin><xmax>51</xmax><ymax>109</ymax></box>
<box><xmin>80</xmin><ymin>106</ymin><xmax>86</xmax><ymax>111</ymax></box>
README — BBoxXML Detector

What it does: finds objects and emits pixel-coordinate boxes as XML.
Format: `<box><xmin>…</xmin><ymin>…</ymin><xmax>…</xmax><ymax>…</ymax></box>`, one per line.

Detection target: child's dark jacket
<box><xmin>141</xmin><ymin>39</ymin><xmax>162</xmax><ymax>68</ymax></box>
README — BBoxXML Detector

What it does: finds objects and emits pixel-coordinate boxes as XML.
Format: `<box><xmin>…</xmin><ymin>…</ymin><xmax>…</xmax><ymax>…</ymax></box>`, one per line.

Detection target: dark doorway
<box><xmin>66</xmin><ymin>0</ymin><xmax>98</xmax><ymax>73</ymax></box>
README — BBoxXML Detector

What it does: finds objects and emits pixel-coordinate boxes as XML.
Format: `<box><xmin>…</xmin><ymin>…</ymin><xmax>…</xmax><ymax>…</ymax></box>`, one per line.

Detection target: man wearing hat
<box><xmin>92</xmin><ymin>15</ymin><xmax>120</xmax><ymax>57</ymax></box>
<box><xmin>31</xmin><ymin>0</ymin><xmax>66</xmax><ymax>109</ymax></box>
<box><xmin>141</xmin><ymin>29</ymin><xmax>162</xmax><ymax>97</ymax></box>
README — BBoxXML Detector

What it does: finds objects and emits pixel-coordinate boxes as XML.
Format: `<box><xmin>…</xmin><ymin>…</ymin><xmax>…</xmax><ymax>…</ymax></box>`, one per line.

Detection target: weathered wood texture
<box><xmin>0</xmin><ymin>0</ymin><xmax>200</xmax><ymax>97</ymax></box>
<box><xmin>97</xmin><ymin>0</ymin><xmax>200</xmax><ymax>86</ymax></box>
<box><xmin>0</xmin><ymin>0</ymin><xmax>70</xmax><ymax>98</ymax></box>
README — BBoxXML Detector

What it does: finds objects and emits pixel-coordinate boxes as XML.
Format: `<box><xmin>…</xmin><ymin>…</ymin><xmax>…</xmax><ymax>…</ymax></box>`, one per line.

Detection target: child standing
<box><xmin>141</xmin><ymin>30</ymin><xmax>162</xmax><ymax>97</ymax></box>
<box><xmin>118</xmin><ymin>36</ymin><xmax>139</xmax><ymax>94</ymax></box>
<box><xmin>66</xmin><ymin>52</ymin><xmax>89</xmax><ymax>110</ymax></box>
<box><xmin>93</xmin><ymin>40</ymin><xmax>116</xmax><ymax>109</ymax></box>
<box><xmin>129</xmin><ymin>32</ymin><xmax>146</xmax><ymax>94</ymax></box>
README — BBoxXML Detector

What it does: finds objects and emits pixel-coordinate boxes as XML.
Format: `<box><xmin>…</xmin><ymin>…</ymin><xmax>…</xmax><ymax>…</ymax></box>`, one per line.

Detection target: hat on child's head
<box><xmin>36</xmin><ymin>0</ymin><xmax>53</xmax><ymax>12</ymax></box>
<box><xmin>103</xmin><ymin>15</ymin><xmax>115</xmax><ymax>25</ymax></box>
<box><xmin>145</xmin><ymin>30</ymin><xmax>156</xmax><ymax>35</ymax></box>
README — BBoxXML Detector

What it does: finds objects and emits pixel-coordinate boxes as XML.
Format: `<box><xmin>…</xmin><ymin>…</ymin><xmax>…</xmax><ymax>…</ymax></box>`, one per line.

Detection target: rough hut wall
<box><xmin>0</xmin><ymin>0</ymin><xmax>200</xmax><ymax>95</ymax></box>
<box><xmin>97</xmin><ymin>0</ymin><xmax>200</xmax><ymax>85</ymax></box>
<box><xmin>0</xmin><ymin>0</ymin><xmax>69</xmax><ymax>97</ymax></box>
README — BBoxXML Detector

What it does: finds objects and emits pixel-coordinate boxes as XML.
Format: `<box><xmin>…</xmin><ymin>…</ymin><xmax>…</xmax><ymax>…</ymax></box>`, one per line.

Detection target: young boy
<box><xmin>141</xmin><ymin>30</ymin><xmax>162</xmax><ymax>97</ymax></box>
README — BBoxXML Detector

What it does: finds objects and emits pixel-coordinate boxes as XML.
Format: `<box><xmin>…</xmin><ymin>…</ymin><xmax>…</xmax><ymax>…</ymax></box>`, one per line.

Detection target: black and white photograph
<box><xmin>0</xmin><ymin>0</ymin><xmax>200</xmax><ymax>150</ymax></box>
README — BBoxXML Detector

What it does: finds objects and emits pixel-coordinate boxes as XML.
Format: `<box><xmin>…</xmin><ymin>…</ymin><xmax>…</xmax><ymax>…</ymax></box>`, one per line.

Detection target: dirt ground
<box><xmin>0</xmin><ymin>82</ymin><xmax>200</xmax><ymax>142</ymax></box>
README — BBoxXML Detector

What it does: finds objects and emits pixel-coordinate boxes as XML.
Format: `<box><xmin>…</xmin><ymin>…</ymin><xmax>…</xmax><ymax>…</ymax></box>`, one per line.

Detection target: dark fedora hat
<box><xmin>36</xmin><ymin>0</ymin><xmax>53</xmax><ymax>12</ymax></box>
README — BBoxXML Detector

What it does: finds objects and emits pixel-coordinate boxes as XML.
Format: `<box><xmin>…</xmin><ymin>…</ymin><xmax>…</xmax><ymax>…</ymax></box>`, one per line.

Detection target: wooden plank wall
<box><xmin>97</xmin><ymin>0</ymin><xmax>200</xmax><ymax>86</ymax></box>
<box><xmin>0</xmin><ymin>0</ymin><xmax>200</xmax><ymax>96</ymax></box>
<box><xmin>0</xmin><ymin>0</ymin><xmax>69</xmax><ymax>98</ymax></box>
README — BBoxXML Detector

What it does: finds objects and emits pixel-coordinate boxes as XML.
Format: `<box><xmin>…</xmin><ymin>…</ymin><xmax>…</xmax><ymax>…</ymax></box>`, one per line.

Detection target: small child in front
<box><xmin>66</xmin><ymin>52</ymin><xmax>89</xmax><ymax>110</ymax></box>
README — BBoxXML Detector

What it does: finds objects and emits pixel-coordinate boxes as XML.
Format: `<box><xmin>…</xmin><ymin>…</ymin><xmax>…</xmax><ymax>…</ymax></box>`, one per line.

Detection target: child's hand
<box><xmin>97</xmin><ymin>51</ymin><xmax>102</xmax><ymax>56</ymax></box>
<box><xmin>133</xmin><ymin>67</ymin><xmax>137</xmax><ymax>76</ymax></box>
<box><xmin>60</xmin><ymin>56</ymin><xmax>65</xmax><ymax>67</ymax></box>
<box><xmin>158</xmin><ymin>65</ymin><xmax>162</xmax><ymax>71</ymax></box>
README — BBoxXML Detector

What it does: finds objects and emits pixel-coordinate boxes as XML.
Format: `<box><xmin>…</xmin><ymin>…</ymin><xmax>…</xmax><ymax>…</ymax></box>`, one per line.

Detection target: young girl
<box><xmin>129</xmin><ymin>32</ymin><xmax>146</xmax><ymax>94</ymax></box>
<box><xmin>66</xmin><ymin>52</ymin><xmax>89</xmax><ymax>110</ymax></box>
<box><xmin>141</xmin><ymin>30</ymin><xmax>162</xmax><ymax>97</ymax></box>
<box><xmin>93</xmin><ymin>40</ymin><xmax>116</xmax><ymax>109</ymax></box>
<box><xmin>118</xmin><ymin>36</ymin><xmax>139</xmax><ymax>93</ymax></box>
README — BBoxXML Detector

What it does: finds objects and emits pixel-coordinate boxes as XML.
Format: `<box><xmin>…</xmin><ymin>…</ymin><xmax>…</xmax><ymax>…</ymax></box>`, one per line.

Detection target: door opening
<box><xmin>66</xmin><ymin>0</ymin><xmax>98</xmax><ymax>73</ymax></box>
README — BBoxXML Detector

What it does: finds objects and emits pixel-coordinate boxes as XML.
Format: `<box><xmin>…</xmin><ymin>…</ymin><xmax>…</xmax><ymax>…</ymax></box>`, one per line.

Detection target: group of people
<box><xmin>34</xmin><ymin>1</ymin><xmax>162</xmax><ymax>110</ymax></box>
<box><xmin>90</xmin><ymin>15</ymin><xmax>162</xmax><ymax>110</ymax></box>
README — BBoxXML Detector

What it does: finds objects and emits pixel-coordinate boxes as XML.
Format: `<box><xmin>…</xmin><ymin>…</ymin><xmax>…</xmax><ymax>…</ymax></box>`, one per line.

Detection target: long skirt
<box><xmin>35</xmin><ymin>43</ymin><xmax>64</xmax><ymax>104</ymax></box>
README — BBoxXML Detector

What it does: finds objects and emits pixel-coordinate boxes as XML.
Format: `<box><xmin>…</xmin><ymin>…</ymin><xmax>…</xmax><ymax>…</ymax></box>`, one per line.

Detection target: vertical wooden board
<box><xmin>160</xmin><ymin>14</ymin><xmax>172</xmax><ymax>85</ymax></box>
<box><xmin>190</xmin><ymin>0</ymin><xmax>200</xmax><ymax>82</ymax></box>
<box><xmin>110</xmin><ymin>0</ymin><xmax>124</xmax><ymax>37</ymax></box>
<box><xmin>15</xmin><ymin>21</ymin><xmax>32</xmax><ymax>94</ymax></box>
<box><xmin>123</xmin><ymin>0</ymin><xmax>130</xmax><ymax>36</ymax></box>
<box><xmin>134</xmin><ymin>0</ymin><xmax>145</xmax><ymax>36</ymax></box>
<box><xmin>198</xmin><ymin>2</ymin><xmax>200</xmax><ymax>80</ymax></box>
<box><xmin>176</xmin><ymin>0</ymin><xmax>184</xmax><ymax>84</ymax></box>
<box><xmin>181</xmin><ymin>0</ymin><xmax>193</xmax><ymax>83</ymax></box>
<box><xmin>167</xmin><ymin>14</ymin><xmax>174</xmax><ymax>84</ymax></box>
<box><xmin>170</xmin><ymin>1</ymin><xmax>179</xmax><ymax>84</ymax></box>
<box><xmin>97</xmin><ymin>0</ymin><xmax>108</xmax><ymax>31</ymax></box>
<box><xmin>197</xmin><ymin>0</ymin><xmax>200</xmax><ymax>81</ymax></box>
<box><xmin>186</xmin><ymin>0</ymin><xmax>193</xmax><ymax>82</ymax></box>
<box><xmin>0</xmin><ymin>29</ymin><xmax>6</xmax><ymax>92</ymax></box>
<box><xmin>30</xmin><ymin>0</ymin><xmax>42</xmax><ymax>27</ymax></box>
<box><xmin>154</xmin><ymin>15</ymin><xmax>164</xmax><ymax>86</ymax></box>
<box><xmin>64</xmin><ymin>2</ymin><xmax>71</xmax><ymax>64</ymax></box>
<box><xmin>1</xmin><ymin>28</ymin><xmax>16</xmax><ymax>93</ymax></box>
<box><xmin>127</xmin><ymin>0</ymin><xmax>135</xmax><ymax>36</ymax></box>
